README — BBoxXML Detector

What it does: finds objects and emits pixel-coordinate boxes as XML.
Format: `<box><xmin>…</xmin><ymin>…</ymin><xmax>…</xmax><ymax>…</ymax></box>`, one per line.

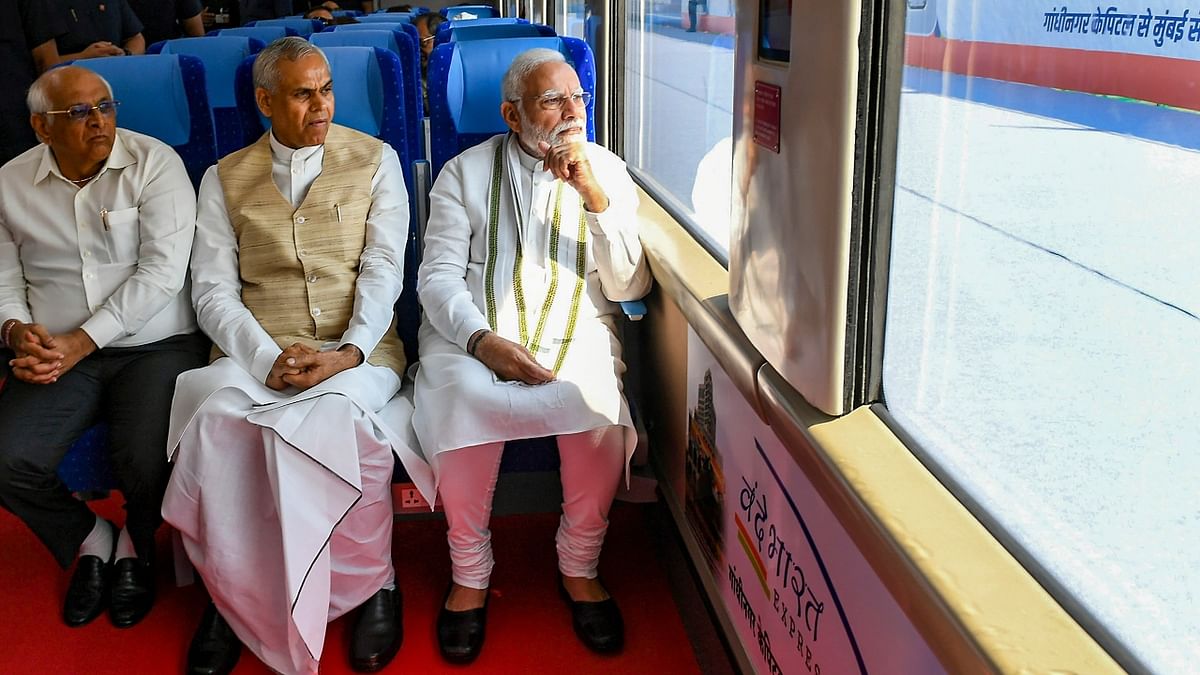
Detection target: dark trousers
<box><xmin>0</xmin><ymin>333</ymin><xmax>209</xmax><ymax>569</ymax></box>
<box><xmin>687</xmin><ymin>0</ymin><xmax>706</xmax><ymax>30</ymax></box>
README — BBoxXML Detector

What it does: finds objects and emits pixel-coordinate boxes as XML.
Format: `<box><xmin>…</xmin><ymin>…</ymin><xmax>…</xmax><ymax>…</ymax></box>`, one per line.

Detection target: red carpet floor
<box><xmin>0</xmin><ymin>496</ymin><xmax>701</xmax><ymax>674</ymax></box>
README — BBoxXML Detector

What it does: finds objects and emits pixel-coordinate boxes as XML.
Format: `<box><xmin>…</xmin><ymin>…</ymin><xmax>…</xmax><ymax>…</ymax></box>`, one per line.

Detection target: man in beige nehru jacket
<box><xmin>161</xmin><ymin>37</ymin><xmax>432</xmax><ymax>675</ymax></box>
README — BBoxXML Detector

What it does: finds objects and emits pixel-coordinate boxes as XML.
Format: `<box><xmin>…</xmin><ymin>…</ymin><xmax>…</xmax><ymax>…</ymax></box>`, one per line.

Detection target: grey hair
<box><xmin>501</xmin><ymin>48</ymin><xmax>566</xmax><ymax>103</ymax></box>
<box><xmin>26</xmin><ymin>66</ymin><xmax>114</xmax><ymax>117</ymax></box>
<box><xmin>253</xmin><ymin>37</ymin><xmax>330</xmax><ymax>92</ymax></box>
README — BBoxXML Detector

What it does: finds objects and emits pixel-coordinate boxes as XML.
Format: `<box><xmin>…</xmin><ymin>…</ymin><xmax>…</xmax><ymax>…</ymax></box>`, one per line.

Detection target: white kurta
<box><xmin>415</xmin><ymin>133</ymin><xmax>651</xmax><ymax>467</ymax></box>
<box><xmin>162</xmin><ymin>135</ymin><xmax>433</xmax><ymax>675</ymax></box>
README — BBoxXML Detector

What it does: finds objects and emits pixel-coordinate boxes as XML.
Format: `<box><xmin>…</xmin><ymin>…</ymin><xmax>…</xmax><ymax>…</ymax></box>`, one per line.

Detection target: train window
<box><xmin>623</xmin><ymin>0</ymin><xmax>736</xmax><ymax>258</ymax></box>
<box><xmin>881</xmin><ymin>2</ymin><xmax>1199</xmax><ymax>671</ymax></box>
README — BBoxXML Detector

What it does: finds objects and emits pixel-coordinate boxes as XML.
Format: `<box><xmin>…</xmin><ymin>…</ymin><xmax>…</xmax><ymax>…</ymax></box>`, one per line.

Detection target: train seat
<box><xmin>313</xmin><ymin>27</ymin><xmax>424</xmax><ymax>156</ymax></box>
<box><xmin>441</xmin><ymin>4</ymin><xmax>497</xmax><ymax>20</ymax></box>
<box><xmin>71</xmin><ymin>54</ymin><xmax>216</xmax><ymax>189</ymax></box>
<box><xmin>427</xmin><ymin>36</ymin><xmax>596</xmax><ymax>178</ymax></box>
<box><xmin>245</xmin><ymin>18</ymin><xmax>324</xmax><ymax>38</ymax></box>
<box><xmin>436</xmin><ymin>21</ymin><xmax>554</xmax><ymax>46</ymax></box>
<box><xmin>148</xmin><ymin>36</ymin><xmax>266</xmax><ymax>158</ymax></box>
<box><xmin>355</xmin><ymin>13</ymin><xmax>415</xmax><ymax>24</ymax></box>
<box><xmin>210</xmin><ymin>25</ymin><xmax>293</xmax><ymax>43</ymax></box>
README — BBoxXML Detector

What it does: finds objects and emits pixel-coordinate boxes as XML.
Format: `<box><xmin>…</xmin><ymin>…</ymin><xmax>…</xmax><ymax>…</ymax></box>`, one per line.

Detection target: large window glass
<box><xmin>882</xmin><ymin>1</ymin><xmax>1199</xmax><ymax>671</ymax></box>
<box><xmin>623</xmin><ymin>0</ymin><xmax>735</xmax><ymax>255</ymax></box>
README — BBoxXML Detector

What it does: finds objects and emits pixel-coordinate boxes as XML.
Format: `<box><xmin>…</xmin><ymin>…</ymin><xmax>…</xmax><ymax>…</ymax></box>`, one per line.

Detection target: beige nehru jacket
<box><xmin>215</xmin><ymin>125</ymin><xmax>406</xmax><ymax>374</ymax></box>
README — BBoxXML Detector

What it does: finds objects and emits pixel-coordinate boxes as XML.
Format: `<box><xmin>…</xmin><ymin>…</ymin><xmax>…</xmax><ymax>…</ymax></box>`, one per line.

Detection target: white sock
<box><xmin>78</xmin><ymin>516</ymin><xmax>114</xmax><ymax>560</ymax></box>
<box><xmin>114</xmin><ymin>527</ymin><xmax>137</xmax><ymax>561</ymax></box>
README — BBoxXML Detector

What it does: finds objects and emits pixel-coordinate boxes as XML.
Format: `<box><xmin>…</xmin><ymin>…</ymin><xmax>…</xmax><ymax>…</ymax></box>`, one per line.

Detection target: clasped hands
<box><xmin>265</xmin><ymin>342</ymin><xmax>363</xmax><ymax>391</ymax></box>
<box><xmin>6</xmin><ymin>322</ymin><xmax>96</xmax><ymax>385</ymax></box>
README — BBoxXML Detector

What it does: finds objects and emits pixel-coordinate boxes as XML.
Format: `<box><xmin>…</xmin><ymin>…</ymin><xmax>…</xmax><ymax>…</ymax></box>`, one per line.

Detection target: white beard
<box><xmin>517</xmin><ymin>112</ymin><xmax>585</xmax><ymax>158</ymax></box>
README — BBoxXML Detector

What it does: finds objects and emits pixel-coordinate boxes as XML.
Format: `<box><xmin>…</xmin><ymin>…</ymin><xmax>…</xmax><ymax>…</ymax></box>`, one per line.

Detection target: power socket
<box><xmin>393</xmin><ymin>483</ymin><xmax>437</xmax><ymax>512</ymax></box>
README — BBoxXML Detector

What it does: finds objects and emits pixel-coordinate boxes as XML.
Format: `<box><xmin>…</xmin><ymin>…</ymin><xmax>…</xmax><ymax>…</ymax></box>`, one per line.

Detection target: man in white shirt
<box><xmin>0</xmin><ymin>65</ymin><xmax>205</xmax><ymax>629</ymax></box>
<box><xmin>416</xmin><ymin>48</ymin><xmax>652</xmax><ymax>663</ymax></box>
<box><xmin>161</xmin><ymin>37</ymin><xmax>432</xmax><ymax>675</ymax></box>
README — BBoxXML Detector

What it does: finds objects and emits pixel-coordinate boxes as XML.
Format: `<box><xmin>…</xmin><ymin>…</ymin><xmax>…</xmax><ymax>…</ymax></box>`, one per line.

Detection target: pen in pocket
<box><xmin>100</xmin><ymin>208</ymin><xmax>110</xmax><ymax>231</ymax></box>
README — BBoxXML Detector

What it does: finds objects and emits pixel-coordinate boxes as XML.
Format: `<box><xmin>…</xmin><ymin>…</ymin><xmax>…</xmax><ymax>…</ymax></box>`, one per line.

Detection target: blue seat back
<box><xmin>74</xmin><ymin>54</ymin><xmax>216</xmax><ymax>188</ymax></box>
<box><xmin>441</xmin><ymin>4</ymin><xmax>497</xmax><ymax>19</ymax></box>
<box><xmin>356</xmin><ymin>13</ymin><xmax>413</xmax><ymax>24</ymax></box>
<box><xmin>247</xmin><ymin>18</ymin><xmax>324</xmax><ymax>37</ymax></box>
<box><xmin>213</xmin><ymin>25</ymin><xmax>294</xmax><ymax>43</ymax></box>
<box><xmin>442</xmin><ymin>22</ymin><xmax>554</xmax><ymax>44</ymax></box>
<box><xmin>150</xmin><ymin>36</ymin><xmax>265</xmax><ymax>157</ymax></box>
<box><xmin>428</xmin><ymin>36</ymin><xmax>596</xmax><ymax>177</ymax></box>
<box><xmin>313</xmin><ymin>29</ymin><xmax>423</xmax><ymax>156</ymax></box>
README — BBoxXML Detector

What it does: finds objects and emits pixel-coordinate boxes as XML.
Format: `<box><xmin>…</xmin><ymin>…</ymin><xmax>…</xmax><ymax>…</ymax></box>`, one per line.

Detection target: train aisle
<box><xmin>0</xmin><ymin>495</ymin><xmax>701</xmax><ymax>674</ymax></box>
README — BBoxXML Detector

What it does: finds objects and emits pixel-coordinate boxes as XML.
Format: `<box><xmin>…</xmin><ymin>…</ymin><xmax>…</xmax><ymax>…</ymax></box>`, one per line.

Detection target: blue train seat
<box><xmin>246</xmin><ymin>18</ymin><xmax>324</xmax><ymax>38</ymax></box>
<box><xmin>427</xmin><ymin>36</ymin><xmax>596</xmax><ymax>178</ymax></box>
<box><xmin>72</xmin><ymin>54</ymin><xmax>216</xmax><ymax>188</ymax></box>
<box><xmin>316</xmin><ymin>26</ymin><xmax>424</xmax><ymax>154</ymax></box>
<box><xmin>327</xmin><ymin>22</ymin><xmax>422</xmax><ymax>65</ymax></box>
<box><xmin>148</xmin><ymin>36</ymin><xmax>265</xmax><ymax>157</ymax></box>
<box><xmin>211</xmin><ymin>25</ymin><xmax>293</xmax><ymax>43</ymax></box>
<box><xmin>437</xmin><ymin>21</ymin><xmax>553</xmax><ymax>45</ymax></box>
<box><xmin>441</xmin><ymin>4</ymin><xmax>497</xmax><ymax>19</ymax></box>
<box><xmin>333</xmin><ymin>9</ymin><xmax>364</xmax><ymax>17</ymax></box>
<box><xmin>356</xmin><ymin>13</ymin><xmax>414</xmax><ymax>24</ymax></box>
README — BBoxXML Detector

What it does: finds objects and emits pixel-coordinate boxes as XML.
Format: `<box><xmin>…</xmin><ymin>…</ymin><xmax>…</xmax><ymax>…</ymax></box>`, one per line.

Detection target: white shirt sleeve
<box><xmin>0</xmin><ymin>210</ymin><xmax>32</xmax><ymax>328</ymax></box>
<box><xmin>79</xmin><ymin>147</ymin><xmax>197</xmax><ymax>348</ymax></box>
<box><xmin>418</xmin><ymin>156</ymin><xmax>492</xmax><ymax>350</ymax></box>
<box><xmin>583</xmin><ymin>152</ymin><xmax>653</xmax><ymax>302</ymax></box>
<box><xmin>190</xmin><ymin>165</ymin><xmax>282</xmax><ymax>382</ymax></box>
<box><xmin>337</xmin><ymin>143</ymin><xmax>409</xmax><ymax>357</ymax></box>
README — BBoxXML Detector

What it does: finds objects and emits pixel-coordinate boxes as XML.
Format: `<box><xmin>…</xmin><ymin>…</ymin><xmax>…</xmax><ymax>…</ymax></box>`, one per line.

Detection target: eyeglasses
<box><xmin>522</xmin><ymin>91</ymin><xmax>592</xmax><ymax>111</ymax></box>
<box><xmin>43</xmin><ymin>100</ymin><xmax>120</xmax><ymax>121</ymax></box>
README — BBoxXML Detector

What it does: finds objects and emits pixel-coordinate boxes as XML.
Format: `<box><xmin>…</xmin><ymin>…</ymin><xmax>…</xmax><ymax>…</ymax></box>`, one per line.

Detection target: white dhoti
<box><xmin>162</xmin><ymin>359</ymin><xmax>433</xmax><ymax>675</ymax></box>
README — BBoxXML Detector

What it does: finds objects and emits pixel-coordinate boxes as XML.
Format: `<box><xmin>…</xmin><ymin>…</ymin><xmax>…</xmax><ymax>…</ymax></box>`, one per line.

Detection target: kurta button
<box><xmin>295</xmin><ymin>216</ymin><xmax>306</xmax><ymax>224</ymax></box>
<box><xmin>311</xmin><ymin>308</ymin><xmax>321</xmax><ymax>317</ymax></box>
<box><xmin>307</xmin><ymin>274</ymin><xmax>318</xmax><ymax>283</ymax></box>
<box><xmin>292</xmin><ymin>167</ymin><xmax>300</xmax><ymax>175</ymax></box>
<box><xmin>82</xmin><ymin>251</ymin><xmax>91</xmax><ymax>258</ymax></box>
<box><xmin>298</xmin><ymin>249</ymin><xmax>307</xmax><ymax>257</ymax></box>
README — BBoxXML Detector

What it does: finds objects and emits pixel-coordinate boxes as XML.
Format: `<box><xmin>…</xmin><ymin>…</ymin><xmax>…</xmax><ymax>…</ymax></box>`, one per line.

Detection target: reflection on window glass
<box><xmin>883</xmin><ymin>1</ymin><xmax>1199</xmax><ymax>671</ymax></box>
<box><xmin>624</xmin><ymin>0</ymin><xmax>735</xmax><ymax>254</ymax></box>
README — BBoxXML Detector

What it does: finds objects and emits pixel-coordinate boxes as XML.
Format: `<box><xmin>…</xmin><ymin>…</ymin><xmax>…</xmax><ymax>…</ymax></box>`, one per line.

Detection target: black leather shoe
<box><xmin>559</xmin><ymin>578</ymin><xmax>624</xmax><ymax>654</ymax></box>
<box><xmin>109</xmin><ymin>558</ymin><xmax>155</xmax><ymax>628</ymax></box>
<box><xmin>63</xmin><ymin>535</ymin><xmax>116</xmax><ymax>627</ymax></box>
<box><xmin>436</xmin><ymin>587</ymin><xmax>488</xmax><ymax>664</ymax></box>
<box><xmin>187</xmin><ymin>603</ymin><xmax>241</xmax><ymax>675</ymax></box>
<box><xmin>349</xmin><ymin>587</ymin><xmax>403</xmax><ymax>672</ymax></box>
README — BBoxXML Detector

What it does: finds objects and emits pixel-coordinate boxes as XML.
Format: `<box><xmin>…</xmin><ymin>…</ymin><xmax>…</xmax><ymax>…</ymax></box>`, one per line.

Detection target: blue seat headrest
<box><xmin>312</xmin><ymin>30</ymin><xmax>401</xmax><ymax>56</ymax></box>
<box><xmin>329</xmin><ymin>22</ymin><xmax>405</xmax><ymax>33</ymax></box>
<box><xmin>442</xmin><ymin>5</ymin><xmax>497</xmax><ymax>19</ymax></box>
<box><xmin>450</xmin><ymin>23</ymin><xmax>549</xmax><ymax>42</ymax></box>
<box><xmin>249</xmin><ymin>18</ymin><xmax>321</xmax><ymax>37</ymax></box>
<box><xmin>158</xmin><ymin>37</ymin><xmax>253</xmax><ymax>108</ymax></box>
<box><xmin>357</xmin><ymin>14</ymin><xmax>412</xmax><ymax>23</ymax></box>
<box><xmin>216</xmin><ymin>26</ymin><xmax>289</xmax><ymax>43</ymax></box>
<box><xmin>324</xmin><ymin>47</ymin><xmax>383</xmax><ymax>136</ymax></box>
<box><xmin>448</xmin><ymin>37</ymin><xmax>566</xmax><ymax>134</ymax></box>
<box><xmin>76</xmin><ymin>55</ymin><xmax>192</xmax><ymax>145</ymax></box>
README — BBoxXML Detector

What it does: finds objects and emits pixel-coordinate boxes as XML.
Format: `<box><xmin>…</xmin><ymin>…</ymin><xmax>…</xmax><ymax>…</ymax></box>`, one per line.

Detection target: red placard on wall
<box><xmin>753</xmin><ymin>81</ymin><xmax>782</xmax><ymax>153</ymax></box>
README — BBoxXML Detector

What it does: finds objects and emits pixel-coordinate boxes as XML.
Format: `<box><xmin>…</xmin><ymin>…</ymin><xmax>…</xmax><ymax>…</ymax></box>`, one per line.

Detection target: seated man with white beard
<box><xmin>415</xmin><ymin>48</ymin><xmax>652</xmax><ymax>663</ymax></box>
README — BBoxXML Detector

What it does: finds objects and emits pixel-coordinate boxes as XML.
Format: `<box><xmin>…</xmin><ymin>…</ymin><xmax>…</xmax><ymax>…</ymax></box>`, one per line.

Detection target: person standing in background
<box><xmin>127</xmin><ymin>0</ymin><xmax>204</xmax><ymax>47</ymax></box>
<box><xmin>0</xmin><ymin>0</ymin><xmax>66</xmax><ymax>166</ymax></box>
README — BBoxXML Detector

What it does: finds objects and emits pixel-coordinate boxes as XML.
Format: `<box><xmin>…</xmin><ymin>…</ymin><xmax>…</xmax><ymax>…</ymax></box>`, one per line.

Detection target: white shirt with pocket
<box><xmin>0</xmin><ymin>129</ymin><xmax>197</xmax><ymax>348</ymax></box>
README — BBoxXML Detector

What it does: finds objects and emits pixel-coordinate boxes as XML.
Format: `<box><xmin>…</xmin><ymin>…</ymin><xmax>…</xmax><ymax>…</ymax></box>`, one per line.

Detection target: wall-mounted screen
<box><xmin>759</xmin><ymin>0</ymin><xmax>791</xmax><ymax>62</ymax></box>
